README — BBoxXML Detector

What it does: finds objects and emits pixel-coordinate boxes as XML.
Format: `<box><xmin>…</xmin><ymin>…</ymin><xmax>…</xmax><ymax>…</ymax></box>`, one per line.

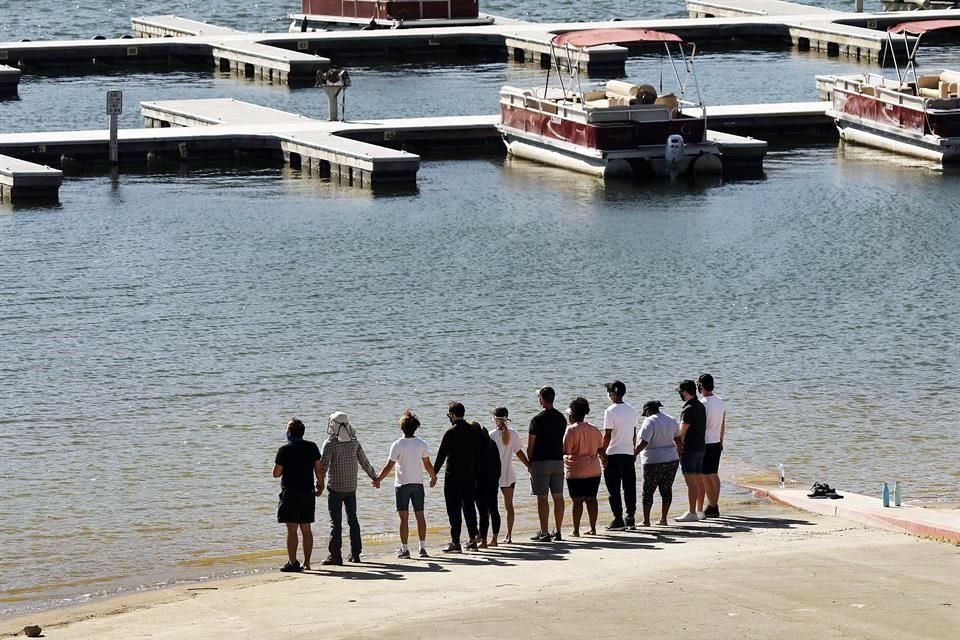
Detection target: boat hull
<box><xmin>822</xmin><ymin>74</ymin><xmax>960</xmax><ymax>163</ymax></box>
<box><xmin>499</xmin><ymin>126</ymin><xmax>721</xmax><ymax>178</ymax></box>
<box><xmin>832</xmin><ymin>117</ymin><xmax>960</xmax><ymax>162</ymax></box>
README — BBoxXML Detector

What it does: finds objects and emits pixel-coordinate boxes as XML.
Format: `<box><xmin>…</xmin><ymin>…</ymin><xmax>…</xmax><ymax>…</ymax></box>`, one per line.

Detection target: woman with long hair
<box><xmin>489</xmin><ymin>407</ymin><xmax>530</xmax><ymax>544</ymax></box>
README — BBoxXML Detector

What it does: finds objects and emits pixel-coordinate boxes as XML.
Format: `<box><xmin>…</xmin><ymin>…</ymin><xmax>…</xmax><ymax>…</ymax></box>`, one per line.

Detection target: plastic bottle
<box><xmin>894</xmin><ymin>481</ymin><xmax>901</xmax><ymax>507</ymax></box>
<box><xmin>778</xmin><ymin>464</ymin><xmax>785</xmax><ymax>488</ymax></box>
<box><xmin>882</xmin><ymin>481</ymin><xmax>890</xmax><ymax>507</ymax></box>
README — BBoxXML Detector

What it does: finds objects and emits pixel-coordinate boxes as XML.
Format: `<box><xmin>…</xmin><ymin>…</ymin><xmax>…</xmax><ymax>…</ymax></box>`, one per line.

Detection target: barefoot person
<box><xmin>318</xmin><ymin>411</ymin><xmax>380</xmax><ymax>565</ymax></box>
<box><xmin>472</xmin><ymin>421</ymin><xmax>502</xmax><ymax>548</ymax></box>
<box><xmin>527</xmin><ymin>386</ymin><xmax>567</xmax><ymax>542</ymax></box>
<box><xmin>674</xmin><ymin>380</ymin><xmax>707</xmax><ymax>523</ymax></box>
<box><xmin>698</xmin><ymin>374</ymin><xmax>726</xmax><ymax>518</ymax></box>
<box><xmin>434</xmin><ymin>401</ymin><xmax>482</xmax><ymax>553</ymax></box>
<box><xmin>489</xmin><ymin>407</ymin><xmax>530</xmax><ymax>544</ymax></box>
<box><xmin>635</xmin><ymin>401</ymin><xmax>680</xmax><ymax>526</ymax></box>
<box><xmin>562</xmin><ymin>397</ymin><xmax>604</xmax><ymax>537</ymax></box>
<box><xmin>375</xmin><ymin>409</ymin><xmax>437</xmax><ymax>559</ymax></box>
<box><xmin>272</xmin><ymin>418</ymin><xmax>323</xmax><ymax>572</ymax></box>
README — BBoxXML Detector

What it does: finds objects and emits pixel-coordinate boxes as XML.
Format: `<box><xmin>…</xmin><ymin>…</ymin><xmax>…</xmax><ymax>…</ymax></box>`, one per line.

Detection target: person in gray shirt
<box><xmin>318</xmin><ymin>411</ymin><xmax>379</xmax><ymax>565</ymax></box>
<box><xmin>634</xmin><ymin>401</ymin><xmax>681</xmax><ymax>527</ymax></box>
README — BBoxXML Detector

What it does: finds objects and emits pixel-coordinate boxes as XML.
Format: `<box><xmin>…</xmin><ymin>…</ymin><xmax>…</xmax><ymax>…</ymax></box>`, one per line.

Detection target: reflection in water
<box><xmin>834</xmin><ymin>141</ymin><xmax>946</xmax><ymax>173</ymax></box>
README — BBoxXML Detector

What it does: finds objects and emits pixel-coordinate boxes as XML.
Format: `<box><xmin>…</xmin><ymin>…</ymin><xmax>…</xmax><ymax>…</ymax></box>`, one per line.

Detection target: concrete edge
<box><xmin>738</xmin><ymin>482</ymin><xmax>960</xmax><ymax>544</ymax></box>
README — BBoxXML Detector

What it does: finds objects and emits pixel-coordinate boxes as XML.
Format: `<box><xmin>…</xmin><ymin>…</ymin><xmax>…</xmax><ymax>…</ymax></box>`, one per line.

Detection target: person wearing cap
<box><xmin>602</xmin><ymin>380</ymin><xmax>638</xmax><ymax>531</ymax></box>
<box><xmin>433</xmin><ymin>401</ymin><xmax>482</xmax><ymax>552</ymax></box>
<box><xmin>563</xmin><ymin>397</ymin><xmax>604</xmax><ymax>536</ymax></box>
<box><xmin>674</xmin><ymin>380</ymin><xmax>707</xmax><ymax>523</ymax></box>
<box><xmin>318</xmin><ymin>411</ymin><xmax>380</xmax><ymax>565</ymax></box>
<box><xmin>489</xmin><ymin>407</ymin><xmax>530</xmax><ymax>544</ymax></box>
<box><xmin>634</xmin><ymin>401</ymin><xmax>680</xmax><ymax>526</ymax></box>
<box><xmin>527</xmin><ymin>386</ymin><xmax>567</xmax><ymax>542</ymax></box>
<box><xmin>698</xmin><ymin>374</ymin><xmax>726</xmax><ymax>518</ymax></box>
<box><xmin>272</xmin><ymin>418</ymin><xmax>323</xmax><ymax>572</ymax></box>
<box><xmin>374</xmin><ymin>409</ymin><xmax>437</xmax><ymax>559</ymax></box>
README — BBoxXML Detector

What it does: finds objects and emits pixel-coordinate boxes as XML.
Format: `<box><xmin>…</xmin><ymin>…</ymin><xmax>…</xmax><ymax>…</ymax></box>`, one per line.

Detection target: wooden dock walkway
<box><xmin>0</xmin><ymin>155</ymin><xmax>62</xmax><ymax>203</ymax></box>
<box><xmin>3</xmin><ymin>3</ymin><xmax>960</xmax><ymax>87</ymax></box>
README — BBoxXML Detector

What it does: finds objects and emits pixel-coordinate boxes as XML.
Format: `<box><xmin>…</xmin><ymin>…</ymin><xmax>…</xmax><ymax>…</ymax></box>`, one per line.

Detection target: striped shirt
<box><xmin>320</xmin><ymin>437</ymin><xmax>377</xmax><ymax>493</ymax></box>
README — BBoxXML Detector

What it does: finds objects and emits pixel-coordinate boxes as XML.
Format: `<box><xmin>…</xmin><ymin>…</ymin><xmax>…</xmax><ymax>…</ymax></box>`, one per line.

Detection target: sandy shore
<box><xmin>4</xmin><ymin>497</ymin><xmax>958</xmax><ymax>640</ymax></box>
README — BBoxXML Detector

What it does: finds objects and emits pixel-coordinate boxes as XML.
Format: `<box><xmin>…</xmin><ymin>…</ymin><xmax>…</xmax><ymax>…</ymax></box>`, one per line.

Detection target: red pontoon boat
<box><xmin>497</xmin><ymin>28</ymin><xmax>722</xmax><ymax>179</ymax></box>
<box><xmin>818</xmin><ymin>20</ymin><xmax>960</xmax><ymax>163</ymax></box>
<box><xmin>291</xmin><ymin>0</ymin><xmax>492</xmax><ymax>30</ymax></box>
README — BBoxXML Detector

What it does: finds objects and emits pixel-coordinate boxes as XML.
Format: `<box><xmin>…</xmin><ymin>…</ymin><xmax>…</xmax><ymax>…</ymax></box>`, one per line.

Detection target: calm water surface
<box><xmin>1</xmin><ymin>0</ymin><xmax>958</xmax><ymax>617</ymax></box>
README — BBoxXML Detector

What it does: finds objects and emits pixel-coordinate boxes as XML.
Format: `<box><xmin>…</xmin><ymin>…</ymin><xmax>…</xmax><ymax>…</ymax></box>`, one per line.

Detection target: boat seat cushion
<box><xmin>940</xmin><ymin>70</ymin><xmax>960</xmax><ymax>85</ymax></box>
<box><xmin>655</xmin><ymin>93</ymin><xmax>679</xmax><ymax>114</ymax></box>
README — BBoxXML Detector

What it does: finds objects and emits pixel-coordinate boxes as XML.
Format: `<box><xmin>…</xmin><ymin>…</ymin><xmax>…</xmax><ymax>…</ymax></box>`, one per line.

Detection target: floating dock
<box><xmin>0</xmin><ymin>64</ymin><xmax>20</xmax><ymax>97</ymax></box>
<box><xmin>0</xmin><ymin>97</ymin><xmax>844</xmax><ymax>197</ymax></box>
<box><xmin>3</xmin><ymin>4</ymin><xmax>960</xmax><ymax>87</ymax></box>
<box><xmin>0</xmin><ymin>155</ymin><xmax>62</xmax><ymax>203</ymax></box>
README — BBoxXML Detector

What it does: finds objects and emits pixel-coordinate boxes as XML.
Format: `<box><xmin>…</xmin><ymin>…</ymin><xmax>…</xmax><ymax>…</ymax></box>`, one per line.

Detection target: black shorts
<box><xmin>277</xmin><ymin>490</ymin><xmax>316</xmax><ymax>524</ymax></box>
<box><xmin>703</xmin><ymin>443</ymin><xmax>723</xmax><ymax>475</ymax></box>
<box><xmin>566</xmin><ymin>476</ymin><xmax>601</xmax><ymax>499</ymax></box>
<box><xmin>680</xmin><ymin>449</ymin><xmax>705</xmax><ymax>475</ymax></box>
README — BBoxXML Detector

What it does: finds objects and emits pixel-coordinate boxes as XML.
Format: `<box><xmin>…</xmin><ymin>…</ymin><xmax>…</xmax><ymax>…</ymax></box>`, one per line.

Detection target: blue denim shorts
<box><xmin>395</xmin><ymin>483</ymin><xmax>425</xmax><ymax>512</ymax></box>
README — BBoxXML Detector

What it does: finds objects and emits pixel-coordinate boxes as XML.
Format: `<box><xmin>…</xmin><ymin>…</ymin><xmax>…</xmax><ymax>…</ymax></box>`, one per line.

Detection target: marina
<box><xmin>2</xmin><ymin>0</ymin><xmax>959</xmax><ymax>623</ymax></box>
<box><xmin>0</xmin><ymin>95</ymin><xmax>845</xmax><ymax>197</ymax></box>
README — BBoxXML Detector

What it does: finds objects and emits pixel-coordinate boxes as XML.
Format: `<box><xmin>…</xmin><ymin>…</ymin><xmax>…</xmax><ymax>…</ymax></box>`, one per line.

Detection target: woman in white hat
<box><xmin>489</xmin><ymin>407</ymin><xmax>530</xmax><ymax>544</ymax></box>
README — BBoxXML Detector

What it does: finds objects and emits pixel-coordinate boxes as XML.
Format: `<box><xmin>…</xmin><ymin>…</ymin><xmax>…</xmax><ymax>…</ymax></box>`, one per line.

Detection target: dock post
<box><xmin>855</xmin><ymin>0</ymin><xmax>863</xmax><ymax>11</ymax></box>
<box><xmin>106</xmin><ymin>90</ymin><xmax>122</xmax><ymax>165</ymax></box>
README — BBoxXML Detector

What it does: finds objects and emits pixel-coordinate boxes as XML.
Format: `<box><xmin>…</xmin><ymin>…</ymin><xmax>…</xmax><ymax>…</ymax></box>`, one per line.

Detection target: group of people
<box><xmin>271</xmin><ymin>374</ymin><xmax>726</xmax><ymax>572</ymax></box>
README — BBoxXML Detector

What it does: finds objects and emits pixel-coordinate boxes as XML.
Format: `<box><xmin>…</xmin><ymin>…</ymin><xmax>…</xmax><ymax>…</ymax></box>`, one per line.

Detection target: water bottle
<box><xmin>894</xmin><ymin>481</ymin><xmax>901</xmax><ymax>507</ymax></box>
<box><xmin>778</xmin><ymin>464</ymin><xmax>785</xmax><ymax>488</ymax></box>
<box><xmin>882</xmin><ymin>481</ymin><xmax>890</xmax><ymax>507</ymax></box>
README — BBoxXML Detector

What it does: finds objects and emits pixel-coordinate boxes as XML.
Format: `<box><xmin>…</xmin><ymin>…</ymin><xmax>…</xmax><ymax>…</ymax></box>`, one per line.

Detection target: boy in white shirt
<box><xmin>375</xmin><ymin>409</ymin><xmax>437</xmax><ymax>558</ymax></box>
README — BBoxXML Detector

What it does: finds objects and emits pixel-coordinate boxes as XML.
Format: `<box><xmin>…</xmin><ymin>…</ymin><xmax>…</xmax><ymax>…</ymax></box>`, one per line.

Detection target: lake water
<box><xmin>1</xmin><ymin>0</ymin><xmax>958</xmax><ymax>618</ymax></box>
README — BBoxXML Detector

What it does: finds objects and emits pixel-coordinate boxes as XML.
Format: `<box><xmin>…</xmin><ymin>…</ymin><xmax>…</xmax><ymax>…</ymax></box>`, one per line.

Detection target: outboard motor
<box><xmin>665</xmin><ymin>134</ymin><xmax>685</xmax><ymax>178</ymax></box>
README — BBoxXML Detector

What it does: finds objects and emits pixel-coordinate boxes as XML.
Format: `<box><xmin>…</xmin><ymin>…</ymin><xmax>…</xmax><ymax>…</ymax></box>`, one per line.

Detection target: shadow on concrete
<box><xmin>300</xmin><ymin>514</ymin><xmax>818</xmax><ymax>581</ymax></box>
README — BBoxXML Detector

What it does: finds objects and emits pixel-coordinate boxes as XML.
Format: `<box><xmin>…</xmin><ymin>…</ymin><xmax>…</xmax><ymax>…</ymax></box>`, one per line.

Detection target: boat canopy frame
<box><xmin>883</xmin><ymin>19</ymin><xmax>960</xmax><ymax>89</ymax></box>
<box><xmin>544</xmin><ymin>28</ymin><xmax>707</xmax><ymax>124</ymax></box>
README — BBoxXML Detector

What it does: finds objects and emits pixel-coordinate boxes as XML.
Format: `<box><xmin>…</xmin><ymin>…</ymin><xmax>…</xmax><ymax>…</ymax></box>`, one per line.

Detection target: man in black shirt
<box><xmin>434</xmin><ymin>401</ymin><xmax>481</xmax><ymax>552</ymax></box>
<box><xmin>272</xmin><ymin>418</ymin><xmax>323</xmax><ymax>572</ymax></box>
<box><xmin>527</xmin><ymin>386</ymin><xmax>566</xmax><ymax>542</ymax></box>
<box><xmin>674</xmin><ymin>380</ymin><xmax>707</xmax><ymax>523</ymax></box>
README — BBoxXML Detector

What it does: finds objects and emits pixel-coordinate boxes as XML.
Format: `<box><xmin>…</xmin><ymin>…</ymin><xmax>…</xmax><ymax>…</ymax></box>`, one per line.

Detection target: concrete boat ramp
<box><xmin>742</xmin><ymin>483</ymin><xmax>960</xmax><ymax>544</ymax></box>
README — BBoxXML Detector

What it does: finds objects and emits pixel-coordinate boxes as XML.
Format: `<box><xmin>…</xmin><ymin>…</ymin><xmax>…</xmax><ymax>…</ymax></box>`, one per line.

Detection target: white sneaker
<box><xmin>697</xmin><ymin>511</ymin><xmax>706</xmax><ymax>521</ymax></box>
<box><xmin>674</xmin><ymin>511</ymin><xmax>700</xmax><ymax>523</ymax></box>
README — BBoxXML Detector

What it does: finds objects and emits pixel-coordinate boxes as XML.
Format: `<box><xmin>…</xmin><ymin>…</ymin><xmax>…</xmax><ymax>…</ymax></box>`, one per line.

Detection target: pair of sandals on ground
<box><xmin>808</xmin><ymin>482</ymin><xmax>844</xmax><ymax>499</ymax></box>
